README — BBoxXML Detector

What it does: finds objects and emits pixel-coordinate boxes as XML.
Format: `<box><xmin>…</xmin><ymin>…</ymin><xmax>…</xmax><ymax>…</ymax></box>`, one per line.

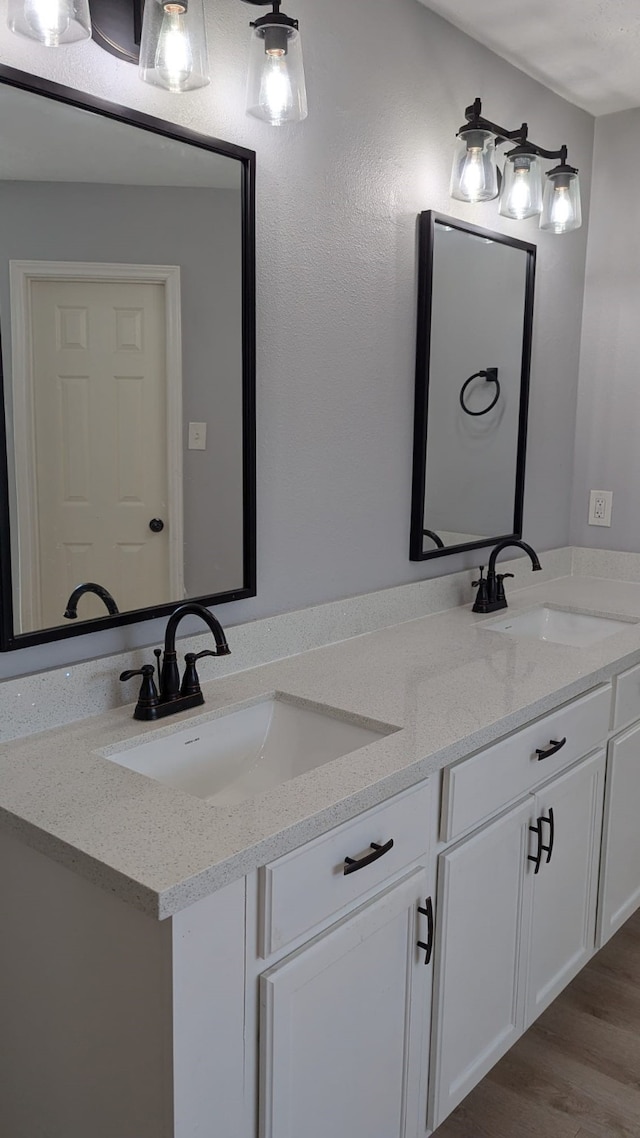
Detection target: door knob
<box><xmin>149</xmin><ymin>518</ymin><xmax>164</xmax><ymax>533</ymax></box>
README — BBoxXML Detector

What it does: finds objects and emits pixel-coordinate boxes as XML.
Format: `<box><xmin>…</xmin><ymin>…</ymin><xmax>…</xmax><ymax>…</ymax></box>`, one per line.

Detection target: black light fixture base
<box><xmin>90</xmin><ymin>0</ymin><xmax>144</xmax><ymax>65</ymax></box>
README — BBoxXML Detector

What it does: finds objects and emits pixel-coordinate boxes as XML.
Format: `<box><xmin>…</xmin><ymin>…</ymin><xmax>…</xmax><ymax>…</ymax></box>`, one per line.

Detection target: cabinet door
<box><xmin>429</xmin><ymin>800</ymin><xmax>533</xmax><ymax>1130</ymax></box>
<box><xmin>598</xmin><ymin>723</ymin><xmax>640</xmax><ymax>946</ymax></box>
<box><xmin>526</xmin><ymin>749</ymin><xmax>605</xmax><ymax>1025</ymax></box>
<box><xmin>259</xmin><ymin>868</ymin><xmax>431</xmax><ymax>1138</ymax></box>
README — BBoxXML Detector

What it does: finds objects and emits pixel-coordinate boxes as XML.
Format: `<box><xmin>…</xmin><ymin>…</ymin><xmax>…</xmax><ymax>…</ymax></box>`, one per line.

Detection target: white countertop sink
<box><xmin>483</xmin><ymin>605</ymin><xmax>637</xmax><ymax>647</ymax></box>
<box><xmin>99</xmin><ymin>696</ymin><xmax>392</xmax><ymax>806</ymax></box>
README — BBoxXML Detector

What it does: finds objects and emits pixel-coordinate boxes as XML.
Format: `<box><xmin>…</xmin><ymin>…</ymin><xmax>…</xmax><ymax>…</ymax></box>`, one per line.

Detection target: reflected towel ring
<box><xmin>459</xmin><ymin>367</ymin><xmax>500</xmax><ymax>417</ymax></box>
<box><xmin>423</xmin><ymin>528</ymin><xmax>445</xmax><ymax>549</ymax></box>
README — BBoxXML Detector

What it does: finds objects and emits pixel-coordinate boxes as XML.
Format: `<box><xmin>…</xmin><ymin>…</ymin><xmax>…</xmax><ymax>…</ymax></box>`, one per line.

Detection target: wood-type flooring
<box><xmin>434</xmin><ymin>909</ymin><xmax>640</xmax><ymax>1137</ymax></box>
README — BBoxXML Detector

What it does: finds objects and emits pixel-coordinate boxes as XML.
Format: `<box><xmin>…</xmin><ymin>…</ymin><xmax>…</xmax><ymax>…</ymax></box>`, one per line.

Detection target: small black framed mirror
<box><xmin>0</xmin><ymin>65</ymin><xmax>256</xmax><ymax>651</ymax></box>
<box><xmin>410</xmin><ymin>211</ymin><xmax>536</xmax><ymax>561</ymax></box>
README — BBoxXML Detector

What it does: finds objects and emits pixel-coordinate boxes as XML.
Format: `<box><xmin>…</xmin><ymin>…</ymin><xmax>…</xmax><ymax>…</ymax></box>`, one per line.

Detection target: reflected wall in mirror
<box><xmin>0</xmin><ymin>66</ymin><xmax>256</xmax><ymax>651</ymax></box>
<box><xmin>410</xmin><ymin>212</ymin><xmax>536</xmax><ymax>562</ymax></box>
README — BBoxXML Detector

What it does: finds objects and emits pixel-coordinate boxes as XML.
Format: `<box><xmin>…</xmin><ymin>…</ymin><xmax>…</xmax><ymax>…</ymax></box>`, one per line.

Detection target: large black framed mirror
<box><xmin>0</xmin><ymin>65</ymin><xmax>256</xmax><ymax>651</ymax></box>
<box><xmin>410</xmin><ymin>211</ymin><xmax>536</xmax><ymax>562</ymax></box>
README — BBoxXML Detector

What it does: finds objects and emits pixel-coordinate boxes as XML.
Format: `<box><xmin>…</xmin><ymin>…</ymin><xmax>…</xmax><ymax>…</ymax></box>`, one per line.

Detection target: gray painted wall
<box><xmin>0</xmin><ymin>0</ymin><xmax>594</xmax><ymax>679</ymax></box>
<box><xmin>571</xmin><ymin>109</ymin><xmax>640</xmax><ymax>550</ymax></box>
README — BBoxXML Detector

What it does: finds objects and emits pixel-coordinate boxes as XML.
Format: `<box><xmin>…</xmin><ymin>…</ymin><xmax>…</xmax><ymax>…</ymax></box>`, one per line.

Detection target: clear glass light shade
<box><xmin>139</xmin><ymin>0</ymin><xmax>210</xmax><ymax>93</ymax></box>
<box><xmin>499</xmin><ymin>152</ymin><xmax>543</xmax><ymax>220</ymax></box>
<box><xmin>540</xmin><ymin>168</ymin><xmax>582</xmax><ymax>234</ymax></box>
<box><xmin>450</xmin><ymin>129</ymin><xmax>499</xmax><ymax>203</ymax></box>
<box><xmin>246</xmin><ymin>21</ymin><xmax>308</xmax><ymax>126</ymax></box>
<box><xmin>7</xmin><ymin>0</ymin><xmax>90</xmax><ymax>45</ymax></box>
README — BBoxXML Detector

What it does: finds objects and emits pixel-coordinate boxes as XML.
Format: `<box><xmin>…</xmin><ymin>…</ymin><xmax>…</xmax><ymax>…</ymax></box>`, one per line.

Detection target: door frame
<box><xmin>9</xmin><ymin>260</ymin><xmax>184</xmax><ymax>629</ymax></box>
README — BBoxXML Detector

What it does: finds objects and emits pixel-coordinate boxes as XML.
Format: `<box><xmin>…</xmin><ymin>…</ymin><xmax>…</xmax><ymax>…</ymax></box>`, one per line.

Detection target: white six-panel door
<box><xmin>28</xmin><ymin>277</ymin><xmax>171</xmax><ymax>626</ymax></box>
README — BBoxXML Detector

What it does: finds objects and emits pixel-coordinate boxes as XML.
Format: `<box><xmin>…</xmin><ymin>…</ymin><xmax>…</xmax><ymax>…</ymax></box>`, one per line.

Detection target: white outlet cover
<box><xmin>588</xmin><ymin>489</ymin><xmax>613</xmax><ymax>527</ymax></box>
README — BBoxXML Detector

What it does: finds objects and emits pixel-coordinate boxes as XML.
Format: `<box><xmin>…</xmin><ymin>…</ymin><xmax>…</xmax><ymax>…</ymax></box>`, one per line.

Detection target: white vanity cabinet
<box><xmin>598</xmin><ymin>662</ymin><xmax>640</xmax><ymax>946</ymax></box>
<box><xmin>250</xmin><ymin>780</ymin><xmax>436</xmax><ymax>1138</ymax></box>
<box><xmin>429</xmin><ymin>686</ymin><xmax>611</xmax><ymax>1131</ymax></box>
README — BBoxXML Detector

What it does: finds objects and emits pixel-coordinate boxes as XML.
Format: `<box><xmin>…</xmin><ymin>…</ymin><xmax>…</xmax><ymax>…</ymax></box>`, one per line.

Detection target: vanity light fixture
<box><xmin>7</xmin><ymin>0</ymin><xmax>308</xmax><ymax>123</ymax></box>
<box><xmin>451</xmin><ymin>98</ymin><xmax>581</xmax><ymax>234</ymax></box>
<box><xmin>242</xmin><ymin>0</ymin><xmax>307</xmax><ymax>125</ymax></box>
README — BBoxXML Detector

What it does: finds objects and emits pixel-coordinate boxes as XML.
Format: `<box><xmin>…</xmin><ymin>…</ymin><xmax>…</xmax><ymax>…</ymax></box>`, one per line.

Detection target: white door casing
<box><xmin>10</xmin><ymin>261</ymin><xmax>183</xmax><ymax>630</ymax></box>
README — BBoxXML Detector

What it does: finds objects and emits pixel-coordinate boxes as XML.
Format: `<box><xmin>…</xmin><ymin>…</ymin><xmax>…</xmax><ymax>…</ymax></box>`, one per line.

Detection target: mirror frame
<box><xmin>410</xmin><ymin>210</ymin><xmax>536</xmax><ymax>562</ymax></box>
<box><xmin>0</xmin><ymin>64</ymin><xmax>256</xmax><ymax>651</ymax></box>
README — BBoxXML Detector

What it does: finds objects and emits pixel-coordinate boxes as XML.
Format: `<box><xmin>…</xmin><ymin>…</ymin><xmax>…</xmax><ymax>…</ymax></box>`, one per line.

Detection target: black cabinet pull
<box><xmin>535</xmin><ymin>737</ymin><xmax>567</xmax><ymax>761</ymax></box>
<box><xmin>149</xmin><ymin>518</ymin><xmax>165</xmax><ymax>533</ymax></box>
<box><xmin>539</xmin><ymin>807</ymin><xmax>555</xmax><ymax>864</ymax></box>
<box><xmin>343</xmin><ymin>838</ymin><xmax>394</xmax><ymax>876</ymax></box>
<box><xmin>417</xmin><ymin>896</ymin><xmax>434</xmax><ymax>965</ymax></box>
<box><xmin>528</xmin><ymin>818</ymin><xmax>543</xmax><ymax>874</ymax></box>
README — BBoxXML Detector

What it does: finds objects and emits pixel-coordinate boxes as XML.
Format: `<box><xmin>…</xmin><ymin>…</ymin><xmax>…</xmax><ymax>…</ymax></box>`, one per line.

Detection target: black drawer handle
<box><xmin>343</xmin><ymin>838</ymin><xmax>394</xmax><ymax>875</ymax></box>
<box><xmin>535</xmin><ymin>737</ymin><xmax>567</xmax><ymax>761</ymax></box>
<box><xmin>417</xmin><ymin>896</ymin><xmax>434</xmax><ymax>965</ymax></box>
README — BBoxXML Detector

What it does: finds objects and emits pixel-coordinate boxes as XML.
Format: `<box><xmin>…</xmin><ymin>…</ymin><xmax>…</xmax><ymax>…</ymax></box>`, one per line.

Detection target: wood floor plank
<box><xmin>434</xmin><ymin>910</ymin><xmax>640</xmax><ymax>1136</ymax></box>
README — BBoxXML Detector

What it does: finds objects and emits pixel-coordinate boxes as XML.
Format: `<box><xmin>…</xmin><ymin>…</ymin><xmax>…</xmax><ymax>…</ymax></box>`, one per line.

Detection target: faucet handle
<box><xmin>471</xmin><ymin>567</ymin><xmax>490</xmax><ymax>612</ymax></box>
<box><xmin>180</xmin><ymin>650</ymin><xmax>218</xmax><ymax>697</ymax></box>
<box><xmin>119</xmin><ymin>665</ymin><xmax>159</xmax><ymax>709</ymax></box>
<box><xmin>495</xmin><ymin>572</ymin><xmax>515</xmax><ymax>604</ymax></box>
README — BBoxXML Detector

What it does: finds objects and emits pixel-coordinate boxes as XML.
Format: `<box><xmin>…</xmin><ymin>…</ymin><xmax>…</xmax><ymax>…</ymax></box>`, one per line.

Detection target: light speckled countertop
<box><xmin>2</xmin><ymin>572</ymin><xmax>640</xmax><ymax>919</ymax></box>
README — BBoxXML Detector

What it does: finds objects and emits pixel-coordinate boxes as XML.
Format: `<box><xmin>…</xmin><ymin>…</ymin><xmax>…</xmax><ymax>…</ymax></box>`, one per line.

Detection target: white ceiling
<box><xmin>417</xmin><ymin>0</ymin><xmax>640</xmax><ymax>116</ymax></box>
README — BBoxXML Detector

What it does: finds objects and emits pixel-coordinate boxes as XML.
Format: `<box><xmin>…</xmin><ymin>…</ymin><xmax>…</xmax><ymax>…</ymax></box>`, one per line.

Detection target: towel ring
<box><xmin>459</xmin><ymin>367</ymin><xmax>500</xmax><ymax>417</ymax></box>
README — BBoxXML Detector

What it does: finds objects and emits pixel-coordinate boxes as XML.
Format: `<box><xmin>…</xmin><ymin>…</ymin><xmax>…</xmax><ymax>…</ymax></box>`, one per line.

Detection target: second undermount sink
<box><xmin>483</xmin><ymin>605</ymin><xmax>637</xmax><ymax>647</ymax></box>
<box><xmin>98</xmin><ymin>695</ymin><xmax>394</xmax><ymax>806</ymax></box>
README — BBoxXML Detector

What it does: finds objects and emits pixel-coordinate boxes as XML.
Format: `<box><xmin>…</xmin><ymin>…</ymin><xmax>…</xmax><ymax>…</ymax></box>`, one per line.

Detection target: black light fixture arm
<box><xmin>241</xmin><ymin>0</ymin><xmax>299</xmax><ymax>32</ymax></box>
<box><xmin>462</xmin><ymin>98</ymin><xmax>570</xmax><ymax>164</ymax></box>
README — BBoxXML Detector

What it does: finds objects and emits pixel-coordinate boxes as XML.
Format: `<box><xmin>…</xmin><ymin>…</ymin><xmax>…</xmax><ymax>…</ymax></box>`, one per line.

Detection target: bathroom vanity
<box><xmin>2</xmin><ymin>566</ymin><xmax>640</xmax><ymax>1138</ymax></box>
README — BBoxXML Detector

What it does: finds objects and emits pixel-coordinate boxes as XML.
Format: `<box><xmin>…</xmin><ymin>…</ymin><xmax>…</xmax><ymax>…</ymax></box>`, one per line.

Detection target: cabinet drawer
<box><xmin>441</xmin><ymin>684</ymin><xmax>611</xmax><ymax>842</ymax></box>
<box><xmin>260</xmin><ymin>780</ymin><xmax>432</xmax><ymax>956</ymax></box>
<box><xmin>613</xmin><ymin>662</ymin><xmax>640</xmax><ymax>732</ymax></box>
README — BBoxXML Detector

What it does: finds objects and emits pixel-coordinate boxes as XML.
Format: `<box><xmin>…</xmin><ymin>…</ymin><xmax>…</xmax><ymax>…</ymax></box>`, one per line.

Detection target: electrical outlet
<box><xmin>188</xmin><ymin>422</ymin><xmax>207</xmax><ymax>451</ymax></box>
<box><xmin>588</xmin><ymin>490</ymin><xmax>613</xmax><ymax>527</ymax></box>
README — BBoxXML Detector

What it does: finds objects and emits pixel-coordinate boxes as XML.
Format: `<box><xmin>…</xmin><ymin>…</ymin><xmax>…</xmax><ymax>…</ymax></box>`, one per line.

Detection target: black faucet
<box><xmin>64</xmin><ymin>582</ymin><xmax>119</xmax><ymax>619</ymax></box>
<box><xmin>472</xmin><ymin>539</ymin><xmax>542</xmax><ymax>614</ymax></box>
<box><xmin>120</xmin><ymin>603</ymin><xmax>231</xmax><ymax>721</ymax></box>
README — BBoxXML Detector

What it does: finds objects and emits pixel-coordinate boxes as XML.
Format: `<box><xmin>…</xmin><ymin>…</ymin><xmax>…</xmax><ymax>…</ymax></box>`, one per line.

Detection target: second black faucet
<box><xmin>472</xmin><ymin>540</ymin><xmax>541</xmax><ymax>614</ymax></box>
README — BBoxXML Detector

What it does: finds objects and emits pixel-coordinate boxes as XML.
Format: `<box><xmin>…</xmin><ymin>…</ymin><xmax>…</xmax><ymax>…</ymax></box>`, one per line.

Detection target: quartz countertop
<box><xmin>2</xmin><ymin>572</ymin><xmax>640</xmax><ymax>919</ymax></box>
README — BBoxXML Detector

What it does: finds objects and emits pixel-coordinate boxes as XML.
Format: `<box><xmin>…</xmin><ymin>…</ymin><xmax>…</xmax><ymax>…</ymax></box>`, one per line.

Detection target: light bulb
<box><xmin>549</xmin><ymin>186</ymin><xmax>573</xmax><ymax>228</ymax></box>
<box><xmin>460</xmin><ymin>147</ymin><xmax>485</xmax><ymax>202</ymax></box>
<box><xmin>508</xmin><ymin>169</ymin><xmax>532</xmax><ymax>219</ymax></box>
<box><xmin>24</xmin><ymin>0</ymin><xmax>70</xmax><ymax>45</ymax></box>
<box><xmin>259</xmin><ymin>51</ymin><xmax>294</xmax><ymax>125</ymax></box>
<box><xmin>155</xmin><ymin>3</ymin><xmax>193</xmax><ymax>92</ymax></box>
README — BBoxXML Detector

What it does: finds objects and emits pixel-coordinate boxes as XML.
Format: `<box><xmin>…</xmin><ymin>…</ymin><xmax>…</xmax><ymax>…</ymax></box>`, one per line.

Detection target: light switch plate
<box><xmin>188</xmin><ymin>422</ymin><xmax>207</xmax><ymax>450</ymax></box>
<box><xmin>588</xmin><ymin>490</ymin><xmax>613</xmax><ymax>527</ymax></box>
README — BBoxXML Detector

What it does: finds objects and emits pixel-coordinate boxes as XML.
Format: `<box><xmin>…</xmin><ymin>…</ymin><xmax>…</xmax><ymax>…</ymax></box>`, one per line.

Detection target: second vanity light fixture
<box><xmin>451</xmin><ymin>97</ymin><xmax>581</xmax><ymax>234</ymax></box>
<box><xmin>7</xmin><ymin>0</ymin><xmax>307</xmax><ymax>123</ymax></box>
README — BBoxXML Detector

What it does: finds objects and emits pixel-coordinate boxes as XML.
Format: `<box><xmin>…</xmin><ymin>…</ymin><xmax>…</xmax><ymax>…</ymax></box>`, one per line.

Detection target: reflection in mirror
<box><xmin>0</xmin><ymin>68</ymin><xmax>255</xmax><ymax>650</ymax></box>
<box><xmin>410</xmin><ymin>212</ymin><xmax>536</xmax><ymax>562</ymax></box>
